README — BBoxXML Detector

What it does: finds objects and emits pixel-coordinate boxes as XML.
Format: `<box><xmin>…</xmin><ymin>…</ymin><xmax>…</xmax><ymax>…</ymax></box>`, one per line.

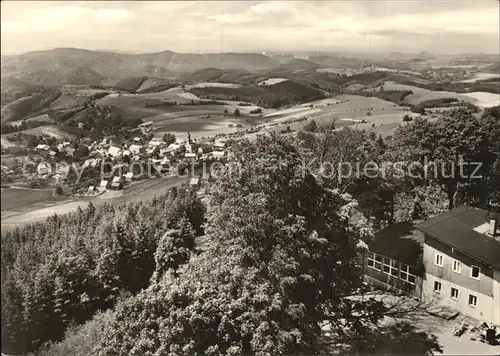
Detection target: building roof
<box><xmin>370</xmin><ymin>220</ymin><xmax>424</xmax><ymax>266</ymax></box>
<box><xmin>416</xmin><ymin>206</ymin><xmax>500</xmax><ymax>270</ymax></box>
<box><xmin>189</xmin><ymin>177</ymin><xmax>200</xmax><ymax>186</ymax></box>
<box><xmin>108</xmin><ymin>146</ymin><xmax>121</xmax><ymax>157</ymax></box>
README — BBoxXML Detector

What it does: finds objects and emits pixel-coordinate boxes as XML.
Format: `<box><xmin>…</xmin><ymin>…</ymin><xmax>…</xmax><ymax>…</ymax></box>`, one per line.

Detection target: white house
<box><xmin>37</xmin><ymin>163</ymin><xmax>51</xmax><ymax>175</ymax></box>
<box><xmin>214</xmin><ymin>140</ymin><xmax>226</xmax><ymax>150</ymax></box>
<box><xmin>99</xmin><ymin>180</ymin><xmax>109</xmax><ymax>190</ymax></box>
<box><xmin>212</xmin><ymin>151</ymin><xmax>226</xmax><ymax>159</ymax></box>
<box><xmin>36</xmin><ymin>144</ymin><xmax>50</xmax><ymax>151</ymax></box>
<box><xmin>108</xmin><ymin>146</ymin><xmax>122</xmax><ymax>158</ymax></box>
<box><xmin>129</xmin><ymin>144</ymin><xmax>142</xmax><ymax>155</ymax></box>
<box><xmin>148</xmin><ymin>139</ymin><xmax>163</xmax><ymax>147</ymax></box>
<box><xmin>124</xmin><ymin>172</ymin><xmax>134</xmax><ymax>182</ymax></box>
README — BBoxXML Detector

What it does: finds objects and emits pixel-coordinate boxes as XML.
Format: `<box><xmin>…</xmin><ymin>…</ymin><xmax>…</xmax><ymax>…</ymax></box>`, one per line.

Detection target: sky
<box><xmin>1</xmin><ymin>1</ymin><xmax>499</xmax><ymax>55</ymax></box>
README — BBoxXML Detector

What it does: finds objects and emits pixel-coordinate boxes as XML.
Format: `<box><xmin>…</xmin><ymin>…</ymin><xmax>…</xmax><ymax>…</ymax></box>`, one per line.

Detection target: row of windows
<box><xmin>433</xmin><ymin>281</ymin><xmax>478</xmax><ymax>307</ymax></box>
<box><xmin>434</xmin><ymin>253</ymin><xmax>481</xmax><ymax>279</ymax></box>
<box><xmin>367</xmin><ymin>252</ymin><xmax>417</xmax><ymax>285</ymax></box>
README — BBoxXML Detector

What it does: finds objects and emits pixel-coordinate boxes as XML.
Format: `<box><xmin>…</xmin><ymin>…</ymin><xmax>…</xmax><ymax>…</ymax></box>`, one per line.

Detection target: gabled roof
<box><xmin>416</xmin><ymin>206</ymin><xmax>500</xmax><ymax>270</ymax></box>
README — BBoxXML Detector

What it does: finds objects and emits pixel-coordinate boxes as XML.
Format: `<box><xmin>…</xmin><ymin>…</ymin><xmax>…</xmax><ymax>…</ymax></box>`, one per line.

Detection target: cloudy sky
<box><xmin>1</xmin><ymin>1</ymin><xmax>499</xmax><ymax>55</ymax></box>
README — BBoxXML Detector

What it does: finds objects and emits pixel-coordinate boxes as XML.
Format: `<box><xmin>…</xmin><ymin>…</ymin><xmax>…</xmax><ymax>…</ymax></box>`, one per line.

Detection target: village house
<box><xmin>416</xmin><ymin>206</ymin><xmax>500</xmax><ymax>326</ymax></box>
<box><xmin>37</xmin><ymin>162</ymin><xmax>51</xmax><ymax>176</ymax></box>
<box><xmin>108</xmin><ymin>145</ymin><xmax>122</xmax><ymax>158</ymax></box>
<box><xmin>111</xmin><ymin>176</ymin><xmax>123</xmax><ymax>190</ymax></box>
<box><xmin>99</xmin><ymin>179</ymin><xmax>109</xmax><ymax>191</ymax></box>
<box><xmin>186</xmin><ymin>142</ymin><xmax>200</xmax><ymax>154</ymax></box>
<box><xmin>36</xmin><ymin>144</ymin><xmax>50</xmax><ymax>151</ymax></box>
<box><xmin>212</xmin><ymin>151</ymin><xmax>226</xmax><ymax>160</ymax></box>
<box><xmin>129</xmin><ymin>144</ymin><xmax>142</xmax><ymax>155</ymax></box>
<box><xmin>198</xmin><ymin>144</ymin><xmax>213</xmax><ymax>155</ymax></box>
<box><xmin>189</xmin><ymin>176</ymin><xmax>200</xmax><ymax>187</ymax></box>
<box><xmin>213</xmin><ymin>140</ymin><xmax>226</xmax><ymax>150</ymax></box>
<box><xmin>148</xmin><ymin>138</ymin><xmax>163</xmax><ymax>148</ymax></box>
<box><xmin>123</xmin><ymin>172</ymin><xmax>134</xmax><ymax>182</ymax></box>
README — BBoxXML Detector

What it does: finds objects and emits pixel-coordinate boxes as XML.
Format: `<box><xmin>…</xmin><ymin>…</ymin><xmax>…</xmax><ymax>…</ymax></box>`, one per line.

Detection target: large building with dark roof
<box><xmin>416</xmin><ymin>206</ymin><xmax>500</xmax><ymax>325</ymax></box>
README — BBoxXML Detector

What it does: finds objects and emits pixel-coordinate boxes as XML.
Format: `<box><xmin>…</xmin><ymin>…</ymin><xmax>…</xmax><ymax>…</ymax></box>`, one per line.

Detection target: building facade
<box><xmin>416</xmin><ymin>206</ymin><xmax>500</xmax><ymax>325</ymax></box>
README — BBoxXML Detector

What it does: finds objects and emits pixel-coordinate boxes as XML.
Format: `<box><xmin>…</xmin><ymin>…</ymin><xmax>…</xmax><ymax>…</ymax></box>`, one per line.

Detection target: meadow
<box><xmin>0</xmin><ymin>187</ymin><xmax>64</xmax><ymax>213</ymax></box>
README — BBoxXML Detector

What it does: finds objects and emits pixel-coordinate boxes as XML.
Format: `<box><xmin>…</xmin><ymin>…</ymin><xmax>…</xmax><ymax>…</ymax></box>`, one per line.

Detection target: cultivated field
<box><xmin>460</xmin><ymin>72</ymin><xmax>500</xmax><ymax>83</ymax></box>
<box><xmin>460</xmin><ymin>91</ymin><xmax>500</xmax><ymax>108</ymax></box>
<box><xmin>258</xmin><ymin>78</ymin><xmax>288</xmax><ymax>86</ymax></box>
<box><xmin>374</xmin><ymin>81</ymin><xmax>477</xmax><ymax>106</ymax></box>
<box><xmin>184</xmin><ymin>83</ymin><xmax>242</xmax><ymax>89</ymax></box>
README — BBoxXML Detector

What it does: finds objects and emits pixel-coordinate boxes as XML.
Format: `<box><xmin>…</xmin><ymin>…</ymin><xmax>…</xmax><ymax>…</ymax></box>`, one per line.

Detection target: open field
<box><xmin>140</xmin><ymin>87</ymin><xmax>202</xmax><ymax>103</ymax></box>
<box><xmin>0</xmin><ymin>187</ymin><xmax>66</xmax><ymax>213</ymax></box>
<box><xmin>460</xmin><ymin>92</ymin><xmax>500</xmax><ymax>108</ymax></box>
<box><xmin>460</xmin><ymin>72</ymin><xmax>500</xmax><ymax>83</ymax></box>
<box><xmin>374</xmin><ymin>81</ymin><xmax>476</xmax><ymax>106</ymax></box>
<box><xmin>184</xmin><ymin>82</ymin><xmax>242</xmax><ymax>89</ymax></box>
<box><xmin>258</xmin><ymin>78</ymin><xmax>288</xmax><ymax>86</ymax></box>
<box><xmin>1</xmin><ymin>176</ymin><xmax>191</xmax><ymax>231</ymax></box>
<box><xmin>2</xmin><ymin>124</ymin><xmax>76</xmax><ymax>140</ymax></box>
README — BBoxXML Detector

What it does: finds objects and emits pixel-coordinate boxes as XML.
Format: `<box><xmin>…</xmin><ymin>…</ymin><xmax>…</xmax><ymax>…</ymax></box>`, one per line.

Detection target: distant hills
<box><xmin>0</xmin><ymin>48</ymin><xmax>280</xmax><ymax>84</ymax></box>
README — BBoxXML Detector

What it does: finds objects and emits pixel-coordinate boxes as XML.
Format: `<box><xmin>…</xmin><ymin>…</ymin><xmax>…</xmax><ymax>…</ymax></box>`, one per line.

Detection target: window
<box><xmin>390</xmin><ymin>259</ymin><xmax>399</xmax><ymax>277</ymax></box>
<box><xmin>451</xmin><ymin>287</ymin><xmax>459</xmax><ymax>300</ymax></box>
<box><xmin>374</xmin><ymin>254</ymin><xmax>382</xmax><ymax>270</ymax></box>
<box><xmin>383</xmin><ymin>257</ymin><xmax>391</xmax><ymax>274</ymax></box>
<box><xmin>435</xmin><ymin>253</ymin><xmax>443</xmax><ymax>267</ymax></box>
<box><xmin>367</xmin><ymin>252</ymin><xmax>375</xmax><ymax>268</ymax></box>
<box><xmin>400</xmin><ymin>264</ymin><xmax>417</xmax><ymax>285</ymax></box>
<box><xmin>470</xmin><ymin>265</ymin><xmax>480</xmax><ymax>280</ymax></box>
<box><xmin>400</xmin><ymin>263</ymin><xmax>408</xmax><ymax>280</ymax></box>
<box><xmin>452</xmin><ymin>260</ymin><xmax>462</xmax><ymax>274</ymax></box>
<box><xmin>434</xmin><ymin>281</ymin><xmax>442</xmax><ymax>293</ymax></box>
<box><xmin>367</xmin><ymin>252</ymin><xmax>382</xmax><ymax>271</ymax></box>
<box><xmin>468</xmin><ymin>294</ymin><xmax>477</xmax><ymax>307</ymax></box>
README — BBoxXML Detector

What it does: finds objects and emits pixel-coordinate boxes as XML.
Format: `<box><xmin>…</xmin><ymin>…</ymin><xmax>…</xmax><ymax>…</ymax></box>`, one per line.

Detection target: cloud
<box><xmin>1</xmin><ymin>0</ymin><xmax>498</xmax><ymax>55</ymax></box>
<box><xmin>2</xmin><ymin>4</ymin><xmax>134</xmax><ymax>34</ymax></box>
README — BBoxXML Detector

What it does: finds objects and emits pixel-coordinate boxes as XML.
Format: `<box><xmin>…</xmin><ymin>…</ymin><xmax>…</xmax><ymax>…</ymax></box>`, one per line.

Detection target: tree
<box><xmin>303</xmin><ymin>119</ymin><xmax>318</xmax><ymax>132</ymax></box>
<box><xmin>402</xmin><ymin>114</ymin><xmax>412</xmax><ymax>122</ymax></box>
<box><xmin>163</xmin><ymin>133</ymin><xmax>176</xmax><ymax>145</ymax></box>
<box><xmin>389</xmin><ymin>109</ymin><xmax>500</xmax><ymax>210</ymax></box>
<box><xmin>97</xmin><ymin>134</ymin><xmax>390</xmax><ymax>355</ymax></box>
<box><xmin>411</xmin><ymin>105</ymin><xmax>426</xmax><ymax>115</ymax></box>
<box><xmin>234</xmin><ymin>108</ymin><xmax>240</xmax><ymax>117</ymax></box>
<box><xmin>153</xmin><ymin>219</ymin><xmax>195</xmax><ymax>280</ymax></box>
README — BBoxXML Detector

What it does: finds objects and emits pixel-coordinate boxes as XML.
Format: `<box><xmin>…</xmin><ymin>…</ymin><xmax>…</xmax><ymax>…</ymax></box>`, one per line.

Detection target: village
<box><xmin>2</xmin><ymin>121</ymin><xmax>230</xmax><ymax>198</ymax></box>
